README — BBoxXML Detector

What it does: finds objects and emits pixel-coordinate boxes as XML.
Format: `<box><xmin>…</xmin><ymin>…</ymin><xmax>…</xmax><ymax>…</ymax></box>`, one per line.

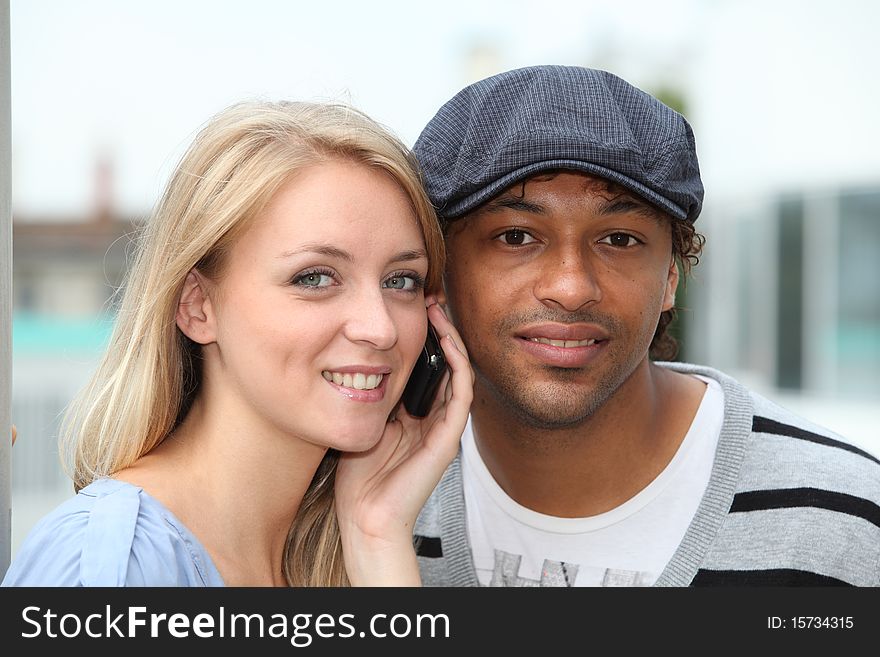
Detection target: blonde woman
<box><xmin>2</xmin><ymin>101</ymin><xmax>472</xmax><ymax>586</ymax></box>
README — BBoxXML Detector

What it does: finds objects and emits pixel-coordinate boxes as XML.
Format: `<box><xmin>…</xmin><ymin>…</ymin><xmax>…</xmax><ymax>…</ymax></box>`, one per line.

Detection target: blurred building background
<box><xmin>11</xmin><ymin>159</ymin><xmax>131</xmax><ymax>534</ymax></box>
<box><xmin>6</xmin><ymin>0</ymin><xmax>879</xmax><ymax>557</ymax></box>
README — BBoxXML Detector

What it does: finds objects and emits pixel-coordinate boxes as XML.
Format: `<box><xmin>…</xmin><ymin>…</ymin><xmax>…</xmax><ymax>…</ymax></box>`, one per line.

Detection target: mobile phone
<box><xmin>401</xmin><ymin>325</ymin><xmax>448</xmax><ymax>417</ymax></box>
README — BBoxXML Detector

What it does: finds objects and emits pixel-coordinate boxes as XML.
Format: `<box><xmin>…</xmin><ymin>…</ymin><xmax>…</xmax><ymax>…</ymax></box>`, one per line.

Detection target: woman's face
<box><xmin>202</xmin><ymin>159</ymin><xmax>429</xmax><ymax>451</ymax></box>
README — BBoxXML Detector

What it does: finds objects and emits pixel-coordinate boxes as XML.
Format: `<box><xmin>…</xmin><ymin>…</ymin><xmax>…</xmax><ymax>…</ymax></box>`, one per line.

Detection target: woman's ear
<box><xmin>436</xmin><ymin>276</ymin><xmax>451</xmax><ymax>311</ymax></box>
<box><xmin>176</xmin><ymin>269</ymin><xmax>217</xmax><ymax>345</ymax></box>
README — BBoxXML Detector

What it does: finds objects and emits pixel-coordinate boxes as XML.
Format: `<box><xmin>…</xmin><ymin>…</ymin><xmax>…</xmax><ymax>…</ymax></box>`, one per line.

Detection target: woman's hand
<box><xmin>335</xmin><ymin>298</ymin><xmax>473</xmax><ymax>586</ymax></box>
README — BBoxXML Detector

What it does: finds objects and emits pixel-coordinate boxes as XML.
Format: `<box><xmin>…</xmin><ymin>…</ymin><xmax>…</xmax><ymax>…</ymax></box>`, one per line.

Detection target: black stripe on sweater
<box><xmin>752</xmin><ymin>416</ymin><xmax>880</xmax><ymax>465</ymax></box>
<box><xmin>413</xmin><ymin>535</ymin><xmax>442</xmax><ymax>558</ymax></box>
<box><xmin>730</xmin><ymin>488</ymin><xmax>880</xmax><ymax>529</ymax></box>
<box><xmin>691</xmin><ymin>568</ymin><xmax>851</xmax><ymax>586</ymax></box>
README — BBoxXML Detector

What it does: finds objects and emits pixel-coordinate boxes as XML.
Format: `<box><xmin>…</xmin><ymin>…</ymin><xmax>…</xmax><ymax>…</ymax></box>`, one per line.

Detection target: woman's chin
<box><xmin>325</xmin><ymin>419</ymin><xmax>388</xmax><ymax>453</ymax></box>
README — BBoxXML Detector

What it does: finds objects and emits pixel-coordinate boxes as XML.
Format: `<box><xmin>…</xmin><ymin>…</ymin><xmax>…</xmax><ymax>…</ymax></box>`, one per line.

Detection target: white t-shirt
<box><xmin>462</xmin><ymin>376</ymin><xmax>724</xmax><ymax>586</ymax></box>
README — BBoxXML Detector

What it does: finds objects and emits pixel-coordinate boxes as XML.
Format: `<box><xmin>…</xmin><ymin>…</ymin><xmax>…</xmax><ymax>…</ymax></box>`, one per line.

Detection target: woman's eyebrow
<box><xmin>276</xmin><ymin>245</ymin><xmax>427</xmax><ymax>263</ymax></box>
<box><xmin>389</xmin><ymin>249</ymin><xmax>428</xmax><ymax>263</ymax></box>
<box><xmin>277</xmin><ymin>244</ymin><xmax>353</xmax><ymax>261</ymax></box>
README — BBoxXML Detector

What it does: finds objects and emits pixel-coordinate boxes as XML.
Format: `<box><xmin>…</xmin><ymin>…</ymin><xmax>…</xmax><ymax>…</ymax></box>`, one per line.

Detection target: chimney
<box><xmin>94</xmin><ymin>150</ymin><xmax>114</xmax><ymax>225</ymax></box>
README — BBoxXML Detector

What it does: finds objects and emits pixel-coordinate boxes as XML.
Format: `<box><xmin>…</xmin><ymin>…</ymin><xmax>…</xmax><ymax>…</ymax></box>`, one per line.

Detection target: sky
<box><xmin>11</xmin><ymin>0</ymin><xmax>880</xmax><ymax>218</ymax></box>
<box><xmin>10</xmin><ymin>0</ymin><xmax>880</xmax><ymax>219</ymax></box>
<box><xmin>9</xmin><ymin>0</ymin><xmax>705</xmax><ymax>217</ymax></box>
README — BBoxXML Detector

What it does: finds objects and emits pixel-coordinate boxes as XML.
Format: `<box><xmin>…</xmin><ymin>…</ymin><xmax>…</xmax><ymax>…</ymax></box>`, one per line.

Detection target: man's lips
<box><xmin>514</xmin><ymin>323</ymin><xmax>608</xmax><ymax>367</ymax></box>
<box><xmin>516</xmin><ymin>323</ymin><xmax>609</xmax><ymax>343</ymax></box>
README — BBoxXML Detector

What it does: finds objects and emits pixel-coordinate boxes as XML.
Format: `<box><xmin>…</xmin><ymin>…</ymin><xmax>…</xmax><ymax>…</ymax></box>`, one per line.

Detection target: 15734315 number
<box><xmin>790</xmin><ymin>617</ymin><xmax>853</xmax><ymax>629</ymax></box>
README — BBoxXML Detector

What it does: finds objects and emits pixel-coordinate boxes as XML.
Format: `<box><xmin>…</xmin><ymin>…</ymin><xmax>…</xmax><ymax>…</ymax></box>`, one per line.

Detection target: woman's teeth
<box><xmin>321</xmin><ymin>371</ymin><xmax>384</xmax><ymax>390</ymax></box>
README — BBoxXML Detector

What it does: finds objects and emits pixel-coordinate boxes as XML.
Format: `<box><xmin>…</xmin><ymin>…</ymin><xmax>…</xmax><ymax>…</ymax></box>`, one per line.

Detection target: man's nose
<box><xmin>532</xmin><ymin>247</ymin><xmax>602</xmax><ymax>312</ymax></box>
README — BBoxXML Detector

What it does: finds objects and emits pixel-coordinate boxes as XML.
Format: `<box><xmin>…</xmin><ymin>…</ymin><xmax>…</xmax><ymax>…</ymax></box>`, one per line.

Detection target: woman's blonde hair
<box><xmin>58</xmin><ymin>100</ymin><xmax>445</xmax><ymax>586</ymax></box>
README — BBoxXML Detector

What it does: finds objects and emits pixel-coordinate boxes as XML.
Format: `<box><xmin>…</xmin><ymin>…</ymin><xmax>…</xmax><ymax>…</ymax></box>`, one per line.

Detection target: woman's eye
<box><xmin>599</xmin><ymin>233</ymin><xmax>640</xmax><ymax>247</ymax></box>
<box><xmin>383</xmin><ymin>274</ymin><xmax>423</xmax><ymax>291</ymax></box>
<box><xmin>293</xmin><ymin>271</ymin><xmax>335</xmax><ymax>287</ymax></box>
<box><xmin>497</xmin><ymin>229</ymin><xmax>536</xmax><ymax>245</ymax></box>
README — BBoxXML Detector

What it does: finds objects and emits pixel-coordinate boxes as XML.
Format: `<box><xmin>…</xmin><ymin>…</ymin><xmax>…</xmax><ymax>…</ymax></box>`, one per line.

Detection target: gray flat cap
<box><xmin>413</xmin><ymin>65</ymin><xmax>703</xmax><ymax>222</ymax></box>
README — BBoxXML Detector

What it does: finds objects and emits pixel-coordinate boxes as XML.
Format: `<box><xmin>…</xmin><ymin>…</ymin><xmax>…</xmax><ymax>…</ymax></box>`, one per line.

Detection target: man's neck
<box><xmin>469</xmin><ymin>361</ymin><xmax>706</xmax><ymax>517</ymax></box>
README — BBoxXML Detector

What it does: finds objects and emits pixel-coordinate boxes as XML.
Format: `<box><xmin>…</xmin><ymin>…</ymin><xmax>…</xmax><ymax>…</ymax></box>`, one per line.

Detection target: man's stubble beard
<box><xmin>472</xmin><ymin>345</ymin><xmax>635</xmax><ymax>432</ymax></box>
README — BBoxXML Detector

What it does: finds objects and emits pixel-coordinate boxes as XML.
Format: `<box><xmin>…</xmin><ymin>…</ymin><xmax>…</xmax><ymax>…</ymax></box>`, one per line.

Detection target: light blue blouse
<box><xmin>1</xmin><ymin>478</ymin><xmax>225</xmax><ymax>586</ymax></box>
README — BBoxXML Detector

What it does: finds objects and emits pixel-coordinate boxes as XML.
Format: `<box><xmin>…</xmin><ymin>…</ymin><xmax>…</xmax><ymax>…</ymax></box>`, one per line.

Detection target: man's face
<box><xmin>442</xmin><ymin>172</ymin><xmax>678</xmax><ymax>428</ymax></box>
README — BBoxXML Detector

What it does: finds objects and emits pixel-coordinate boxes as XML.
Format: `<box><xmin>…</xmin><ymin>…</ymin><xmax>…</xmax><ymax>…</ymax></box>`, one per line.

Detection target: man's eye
<box><xmin>497</xmin><ymin>229</ymin><xmax>536</xmax><ymax>245</ymax></box>
<box><xmin>599</xmin><ymin>233</ymin><xmax>640</xmax><ymax>247</ymax></box>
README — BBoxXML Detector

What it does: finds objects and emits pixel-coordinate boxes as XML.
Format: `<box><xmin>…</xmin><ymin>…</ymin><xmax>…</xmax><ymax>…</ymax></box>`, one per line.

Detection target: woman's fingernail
<box><xmin>445</xmin><ymin>334</ymin><xmax>460</xmax><ymax>351</ymax></box>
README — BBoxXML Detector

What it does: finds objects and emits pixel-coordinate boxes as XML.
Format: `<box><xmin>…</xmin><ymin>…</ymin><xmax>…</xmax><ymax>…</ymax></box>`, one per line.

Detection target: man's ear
<box><xmin>176</xmin><ymin>269</ymin><xmax>216</xmax><ymax>345</ymax></box>
<box><xmin>662</xmin><ymin>257</ymin><xmax>679</xmax><ymax>313</ymax></box>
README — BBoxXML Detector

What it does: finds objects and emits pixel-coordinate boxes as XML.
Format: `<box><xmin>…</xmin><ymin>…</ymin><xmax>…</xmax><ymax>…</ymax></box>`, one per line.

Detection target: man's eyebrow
<box><xmin>479</xmin><ymin>191</ymin><xmax>664</xmax><ymax>222</ymax></box>
<box><xmin>483</xmin><ymin>195</ymin><xmax>546</xmax><ymax>215</ymax></box>
<box><xmin>598</xmin><ymin>197</ymin><xmax>664</xmax><ymax>221</ymax></box>
<box><xmin>277</xmin><ymin>244</ymin><xmax>427</xmax><ymax>263</ymax></box>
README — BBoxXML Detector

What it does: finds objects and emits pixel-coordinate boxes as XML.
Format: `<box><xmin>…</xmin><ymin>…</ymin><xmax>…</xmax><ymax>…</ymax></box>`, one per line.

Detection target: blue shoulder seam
<box><xmin>80</xmin><ymin>481</ymin><xmax>142</xmax><ymax>586</ymax></box>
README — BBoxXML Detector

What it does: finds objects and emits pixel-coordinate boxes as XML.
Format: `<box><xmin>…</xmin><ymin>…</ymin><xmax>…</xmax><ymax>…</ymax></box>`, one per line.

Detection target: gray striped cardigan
<box><xmin>414</xmin><ymin>363</ymin><xmax>880</xmax><ymax>586</ymax></box>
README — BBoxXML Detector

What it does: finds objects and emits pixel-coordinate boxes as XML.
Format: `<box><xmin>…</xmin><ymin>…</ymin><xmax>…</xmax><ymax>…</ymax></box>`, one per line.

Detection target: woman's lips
<box><xmin>321</xmin><ymin>368</ymin><xmax>390</xmax><ymax>402</ymax></box>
